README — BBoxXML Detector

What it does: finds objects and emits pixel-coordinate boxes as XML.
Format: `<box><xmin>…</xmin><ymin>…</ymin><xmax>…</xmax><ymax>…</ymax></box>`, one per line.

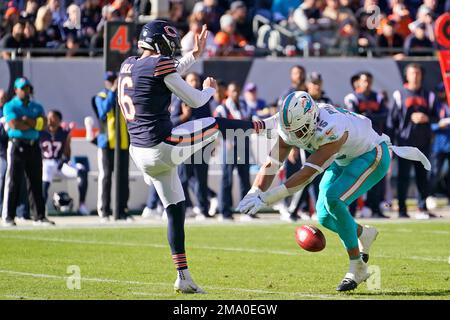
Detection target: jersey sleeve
<box><xmin>154</xmin><ymin>57</ymin><xmax>177</xmax><ymax>78</ymax></box>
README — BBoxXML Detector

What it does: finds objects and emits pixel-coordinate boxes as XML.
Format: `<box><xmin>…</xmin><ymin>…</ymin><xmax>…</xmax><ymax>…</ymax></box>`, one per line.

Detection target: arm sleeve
<box><xmin>176</xmin><ymin>52</ymin><xmax>196</xmax><ymax>75</ymax></box>
<box><xmin>3</xmin><ymin>103</ymin><xmax>18</xmax><ymax>122</ymax></box>
<box><xmin>164</xmin><ymin>72</ymin><xmax>215</xmax><ymax>108</ymax></box>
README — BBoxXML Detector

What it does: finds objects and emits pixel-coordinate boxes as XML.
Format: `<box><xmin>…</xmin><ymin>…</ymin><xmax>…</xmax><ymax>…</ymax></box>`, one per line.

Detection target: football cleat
<box><xmin>358</xmin><ymin>225</ymin><xmax>378</xmax><ymax>263</ymax></box>
<box><xmin>174</xmin><ymin>270</ymin><xmax>206</xmax><ymax>294</ymax></box>
<box><xmin>336</xmin><ymin>259</ymin><xmax>370</xmax><ymax>292</ymax></box>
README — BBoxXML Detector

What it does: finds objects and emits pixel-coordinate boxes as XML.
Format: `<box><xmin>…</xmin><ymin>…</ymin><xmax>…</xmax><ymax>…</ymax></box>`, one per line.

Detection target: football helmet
<box><xmin>52</xmin><ymin>192</ymin><xmax>74</xmax><ymax>213</ymax></box>
<box><xmin>138</xmin><ymin>20</ymin><xmax>181</xmax><ymax>57</ymax></box>
<box><xmin>279</xmin><ymin>91</ymin><xmax>318</xmax><ymax>144</ymax></box>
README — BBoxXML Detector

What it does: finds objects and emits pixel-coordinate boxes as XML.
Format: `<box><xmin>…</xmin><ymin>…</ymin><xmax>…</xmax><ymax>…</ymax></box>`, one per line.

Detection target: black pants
<box><xmin>429</xmin><ymin>152</ymin><xmax>450</xmax><ymax>198</ymax></box>
<box><xmin>366</xmin><ymin>177</ymin><xmax>386</xmax><ymax>215</ymax></box>
<box><xmin>3</xmin><ymin>141</ymin><xmax>45</xmax><ymax>221</ymax></box>
<box><xmin>180</xmin><ymin>161</ymin><xmax>210</xmax><ymax>216</ymax></box>
<box><xmin>219</xmin><ymin>163</ymin><xmax>250</xmax><ymax>217</ymax></box>
<box><xmin>397</xmin><ymin>148</ymin><xmax>430</xmax><ymax>213</ymax></box>
<box><xmin>98</xmin><ymin>148</ymin><xmax>129</xmax><ymax>217</ymax></box>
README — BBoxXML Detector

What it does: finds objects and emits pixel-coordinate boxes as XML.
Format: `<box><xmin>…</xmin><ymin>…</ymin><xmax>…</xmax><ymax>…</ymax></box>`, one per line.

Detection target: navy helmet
<box><xmin>138</xmin><ymin>20</ymin><xmax>181</xmax><ymax>57</ymax></box>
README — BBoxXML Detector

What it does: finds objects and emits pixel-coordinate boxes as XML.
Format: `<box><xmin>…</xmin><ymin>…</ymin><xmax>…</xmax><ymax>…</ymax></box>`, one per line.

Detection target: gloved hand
<box><xmin>237</xmin><ymin>187</ymin><xmax>265</xmax><ymax>216</ymax></box>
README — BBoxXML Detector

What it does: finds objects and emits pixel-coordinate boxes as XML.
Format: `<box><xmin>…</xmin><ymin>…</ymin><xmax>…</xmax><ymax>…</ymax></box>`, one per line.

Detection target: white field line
<box><xmin>0</xmin><ymin>234</ymin><xmax>447</xmax><ymax>263</ymax></box>
<box><xmin>0</xmin><ymin>269</ymin><xmax>346</xmax><ymax>300</ymax></box>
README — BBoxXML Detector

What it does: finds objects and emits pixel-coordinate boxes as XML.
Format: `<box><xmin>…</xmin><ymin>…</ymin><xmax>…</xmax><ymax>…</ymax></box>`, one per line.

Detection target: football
<box><xmin>295</xmin><ymin>225</ymin><xmax>326</xmax><ymax>252</ymax></box>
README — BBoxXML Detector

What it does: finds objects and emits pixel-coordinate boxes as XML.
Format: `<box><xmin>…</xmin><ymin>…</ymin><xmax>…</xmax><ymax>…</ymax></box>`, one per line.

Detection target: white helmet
<box><xmin>279</xmin><ymin>91</ymin><xmax>318</xmax><ymax>143</ymax></box>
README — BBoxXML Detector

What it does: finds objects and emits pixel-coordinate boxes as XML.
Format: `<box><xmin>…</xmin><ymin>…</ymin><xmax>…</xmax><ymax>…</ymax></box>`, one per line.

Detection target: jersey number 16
<box><xmin>118</xmin><ymin>76</ymin><xmax>136</xmax><ymax>121</ymax></box>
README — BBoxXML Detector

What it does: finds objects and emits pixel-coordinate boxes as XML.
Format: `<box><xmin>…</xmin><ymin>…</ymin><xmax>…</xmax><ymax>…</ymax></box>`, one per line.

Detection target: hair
<box><xmin>359</xmin><ymin>71</ymin><xmax>373</xmax><ymax>80</ymax></box>
<box><xmin>350</xmin><ymin>73</ymin><xmax>360</xmax><ymax>89</ymax></box>
<box><xmin>49</xmin><ymin>110</ymin><xmax>63</xmax><ymax>120</ymax></box>
<box><xmin>227</xmin><ymin>81</ymin><xmax>240</xmax><ymax>90</ymax></box>
<box><xmin>216</xmin><ymin>79</ymin><xmax>227</xmax><ymax>87</ymax></box>
<box><xmin>35</xmin><ymin>5</ymin><xmax>52</xmax><ymax>32</ymax></box>
<box><xmin>184</xmin><ymin>71</ymin><xmax>200</xmax><ymax>80</ymax></box>
<box><xmin>291</xmin><ymin>65</ymin><xmax>306</xmax><ymax>73</ymax></box>
<box><xmin>404</xmin><ymin>63</ymin><xmax>424</xmax><ymax>75</ymax></box>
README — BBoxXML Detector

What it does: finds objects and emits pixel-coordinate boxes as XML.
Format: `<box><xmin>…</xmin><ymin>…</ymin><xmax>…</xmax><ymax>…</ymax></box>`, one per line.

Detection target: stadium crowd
<box><xmin>0</xmin><ymin>0</ymin><xmax>449</xmax><ymax>58</ymax></box>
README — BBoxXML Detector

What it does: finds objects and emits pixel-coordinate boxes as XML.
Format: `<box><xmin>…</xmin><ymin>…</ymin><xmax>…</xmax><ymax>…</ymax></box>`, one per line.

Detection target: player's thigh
<box><xmin>316</xmin><ymin>163</ymin><xmax>342</xmax><ymax>214</ymax></box>
<box><xmin>333</xmin><ymin>143</ymin><xmax>390</xmax><ymax>205</ymax></box>
<box><xmin>148</xmin><ymin>167</ymin><xmax>185</xmax><ymax>208</ymax></box>
<box><xmin>42</xmin><ymin>159</ymin><xmax>59</xmax><ymax>182</ymax></box>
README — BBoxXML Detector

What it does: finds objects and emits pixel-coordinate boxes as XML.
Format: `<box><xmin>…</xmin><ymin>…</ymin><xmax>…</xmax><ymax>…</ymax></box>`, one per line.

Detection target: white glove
<box><xmin>238</xmin><ymin>193</ymin><xmax>266</xmax><ymax>216</ymax></box>
<box><xmin>237</xmin><ymin>187</ymin><xmax>262</xmax><ymax>215</ymax></box>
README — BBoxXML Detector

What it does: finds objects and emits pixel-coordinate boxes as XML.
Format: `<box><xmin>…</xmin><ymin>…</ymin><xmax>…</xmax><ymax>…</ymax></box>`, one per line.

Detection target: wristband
<box><xmin>260</xmin><ymin>184</ymin><xmax>290</xmax><ymax>205</ymax></box>
<box><xmin>35</xmin><ymin>117</ymin><xmax>44</xmax><ymax>131</ymax></box>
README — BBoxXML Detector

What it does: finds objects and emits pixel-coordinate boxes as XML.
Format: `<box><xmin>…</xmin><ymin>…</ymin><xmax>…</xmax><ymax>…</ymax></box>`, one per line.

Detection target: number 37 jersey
<box><xmin>118</xmin><ymin>55</ymin><xmax>177</xmax><ymax>148</ymax></box>
<box><xmin>278</xmin><ymin>104</ymin><xmax>389</xmax><ymax>166</ymax></box>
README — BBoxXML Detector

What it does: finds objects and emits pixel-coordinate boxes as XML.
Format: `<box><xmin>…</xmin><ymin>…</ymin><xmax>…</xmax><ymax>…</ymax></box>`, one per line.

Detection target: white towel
<box><xmin>390</xmin><ymin>145</ymin><xmax>431</xmax><ymax>171</ymax></box>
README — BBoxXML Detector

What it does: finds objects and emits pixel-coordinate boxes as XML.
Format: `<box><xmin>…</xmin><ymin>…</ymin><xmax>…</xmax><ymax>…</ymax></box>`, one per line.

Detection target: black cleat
<box><xmin>360</xmin><ymin>253</ymin><xmax>369</xmax><ymax>263</ymax></box>
<box><xmin>336</xmin><ymin>278</ymin><xmax>358</xmax><ymax>292</ymax></box>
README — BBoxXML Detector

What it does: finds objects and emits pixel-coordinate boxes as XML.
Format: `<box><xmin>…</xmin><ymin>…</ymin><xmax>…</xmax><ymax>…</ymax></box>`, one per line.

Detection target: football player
<box><xmin>238</xmin><ymin>91</ymin><xmax>431</xmax><ymax>291</ymax></box>
<box><xmin>40</xmin><ymin>110</ymin><xmax>89</xmax><ymax>215</ymax></box>
<box><xmin>118</xmin><ymin>21</ymin><xmax>276</xmax><ymax>294</ymax></box>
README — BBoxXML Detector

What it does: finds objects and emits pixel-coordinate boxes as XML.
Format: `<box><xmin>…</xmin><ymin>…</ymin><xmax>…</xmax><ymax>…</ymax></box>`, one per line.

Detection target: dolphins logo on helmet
<box><xmin>280</xmin><ymin>91</ymin><xmax>318</xmax><ymax>143</ymax></box>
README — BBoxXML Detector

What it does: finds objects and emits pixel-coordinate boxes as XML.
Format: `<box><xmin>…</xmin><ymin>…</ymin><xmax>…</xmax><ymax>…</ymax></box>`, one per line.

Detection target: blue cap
<box><xmin>104</xmin><ymin>71</ymin><xmax>117</xmax><ymax>81</ymax></box>
<box><xmin>14</xmin><ymin>77</ymin><xmax>32</xmax><ymax>89</ymax></box>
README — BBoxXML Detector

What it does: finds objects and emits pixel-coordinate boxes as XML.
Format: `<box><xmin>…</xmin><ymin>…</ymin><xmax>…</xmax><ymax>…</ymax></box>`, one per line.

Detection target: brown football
<box><xmin>295</xmin><ymin>225</ymin><xmax>326</xmax><ymax>252</ymax></box>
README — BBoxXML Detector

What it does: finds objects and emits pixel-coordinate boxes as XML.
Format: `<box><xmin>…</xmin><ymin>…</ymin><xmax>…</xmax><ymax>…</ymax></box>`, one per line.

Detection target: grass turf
<box><xmin>0</xmin><ymin>220</ymin><xmax>449</xmax><ymax>300</ymax></box>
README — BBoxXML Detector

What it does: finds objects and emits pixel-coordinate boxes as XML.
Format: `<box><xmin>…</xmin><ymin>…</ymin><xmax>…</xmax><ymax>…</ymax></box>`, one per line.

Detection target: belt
<box><xmin>11</xmin><ymin>138</ymin><xmax>37</xmax><ymax>146</ymax></box>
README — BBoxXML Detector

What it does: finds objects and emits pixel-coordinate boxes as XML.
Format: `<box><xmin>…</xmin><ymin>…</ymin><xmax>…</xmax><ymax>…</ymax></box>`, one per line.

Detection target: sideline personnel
<box><xmin>1</xmin><ymin>77</ymin><xmax>55</xmax><ymax>227</ymax></box>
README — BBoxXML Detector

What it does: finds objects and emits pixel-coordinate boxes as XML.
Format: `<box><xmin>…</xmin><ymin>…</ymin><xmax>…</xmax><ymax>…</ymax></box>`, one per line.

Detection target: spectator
<box><xmin>428</xmin><ymin>83</ymin><xmax>450</xmax><ymax>208</ymax></box>
<box><xmin>387</xmin><ymin>63</ymin><xmax>439</xmax><ymax>219</ymax></box>
<box><xmin>386</xmin><ymin>2</ymin><xmax>412</xmax><ymax>39</ymax></box>
<box><xmin>214</xmin><ymin>13</ymin><xmax>248</xmax><ymax>56</ymax></box>
<box><xmin>2</xmin><ymin>77</ymin><xmax>54</xmax><ymax>227</ymax></box>
<box><xmin>305</xmin><ymin>71</ymin><xmax>332</xmax><ymax>104</ymax></box>
<box><xmin>80</xmin><ymin>0</ymin><xmax>102</xmax><ymax>41</ymax></box>
<box><xmin>404</xmin><ymin>22</ymin><xmax>433</xmax><ymax>56</ymax></box>
<box><xmin>204</xmin><ymin>0</ymin><xmax>225</xmax><ymax>34</ymax></box>
<box><xmin>170</xmin><ymin>0</ymin><xmax>188</xmax><ymax>35</ymax></box>
<box><xmin>110</xmin><ymin>0</ymin><xmax>132</xmax><ymax>18</ymax></box>
<box><xmin>417</xmin><ymin>0</ymin><xmax>437</xmax><ymax>19</ymax></box>
<box><xmin>92</xmin><ymin>71</ymin><xmax>131</xmax><ymax>222</ymax></box>
<box><xmin>1</xmin><ymin>5</ymin><xmax>20</xmax><ymax>37</ymax></box>
<box><xmin>21</xmin><ymin>0</ymin><xmax>39</xmax><ymax>22</ymax></box>
<box><xmin>338</xmin><ymin>18</ymin><xmax>360</xmax><ymax>56</ymax></box>
<box><xmin>277</xmin><ymin>65</ymin><xmax>307</xmax><ymax>108</ymax></box>
<box><xmin>209</xmin><ymin>78</ymin><xmax>227</xmax><ymax>112</ymax></box>
<box><xmin>1</xmin><ymin>21</ymin><xmax>27</xmax><ymax>60</ymax></box>
<box><xmin>181</xmin><ymin>16</ymin><xmax>216</xmax><ymax>57</ymax></box>
<box><xmin>47</xmin><ymin>0</ymin><xmax>66</xmax><ymax>30</ymax></box>
<box><xmin>215</xmin><ymin>82</ymin><xmax>252</xmax><ymax>221</ymax></box>
<box><xmin>271</xmin><ymin>0</ymin><xmax>301</xmax><ymax>21</ymax></box>
<box><xmin>63</xmin><ymin>3</ymin><xmax>82</xmax><ymax>40</ymax></box>
<box><xmin>229</xmin><ymin>1</ymin><xmax>254</xmax><ymax>43</ymax></box>
<box><xmin>191</xmin><ymin>1</ymin><xmax>208</xmax><ymax>25</ymax></box>
<box><xmin>377</xmin><ymin>19</ymin><xmax>404</xmax><ymax>56</ymax></box>
<box><xmin>35</xmin><ymin>5</ymin><xmax>62</xmax><ymax>48</ymax></box>
<box><xmin>242</xmin><ymin>82</ymin><xmax>268</xmax><ymax>119</ymax></box>
<box><xmin>323</xmin><ymin>0</ymin><xmax>356</xmax><ymax>24</ymax></box>
<box><xmin>293</xmin><ymin>0</ymin><xmax>321</xmax><ymax>34</ymax></box>
<box><xmin>408</xmin><ymin>5</ymin><xmax>435</xmax><ymax>42</ymax></box>
<box><xmin>344</xmin><ymin>72</ymin><xmax>388</xmax><ymax>218</ymax></box>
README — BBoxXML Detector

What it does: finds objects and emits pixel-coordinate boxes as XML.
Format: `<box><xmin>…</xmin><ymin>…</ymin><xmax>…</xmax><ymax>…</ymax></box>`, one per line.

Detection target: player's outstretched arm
<box><xmin>239</xmin><ymin>132</ymin><xmax>348</xmax><ymax>216</ymax></box>
<box><xmin>237</xmin><ymin>136</ymin><xmax>291</xmax><ymax>214</ymax></box>
<box><xmin>164</xmin><ymin>74</ymin><xmax>216</xmax><ymax>108</ymax></box>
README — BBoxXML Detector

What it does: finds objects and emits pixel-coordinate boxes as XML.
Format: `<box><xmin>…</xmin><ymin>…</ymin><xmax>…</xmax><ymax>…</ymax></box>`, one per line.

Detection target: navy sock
<box><xmin>214</xmin><ymin>117</ymin><xmax>265</xmax><ymax>136</ymax></box>
<box><xmin>166</xmin><ymin>201</ymin><xmax>187</xmax><ymax>270</ymax></box>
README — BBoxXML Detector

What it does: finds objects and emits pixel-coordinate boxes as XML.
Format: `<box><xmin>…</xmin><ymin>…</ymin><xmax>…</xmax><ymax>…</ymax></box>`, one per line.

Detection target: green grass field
<box><xmin>0</xmin><ymin>220</ymin><xmax>449</xmax><ymax>300</ymax></box>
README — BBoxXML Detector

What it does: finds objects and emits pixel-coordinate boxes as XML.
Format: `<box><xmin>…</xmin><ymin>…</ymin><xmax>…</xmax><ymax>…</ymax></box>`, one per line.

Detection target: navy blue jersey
<box><xmin>388</xmin><ymin>86</ymin><xmax>439</xmax><ymax>148</ymax></box>
<box><xmin>344</xmin><ymin>90</ymin><xmax>387</xmax><ymax>134</ymax></box>
<box><xmin>40</xmin><ymin>127</ymin><xmax>70</xmax><ymax>160</ymax></box>
<box><xmin>118</xmin><ymin>55</ymin><xmax>177</xmax><ymax>148</ymax></box>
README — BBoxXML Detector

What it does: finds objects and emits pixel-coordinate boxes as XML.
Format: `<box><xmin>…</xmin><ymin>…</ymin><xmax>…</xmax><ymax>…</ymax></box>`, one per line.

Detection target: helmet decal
<box><xmin>164</xmin><ymin>26</ymin><xmax>178</xmax><ymax>38</ymax></box>
<box><xmin>282</xmin><ymin>92</ymin><xmax>295</xmax><ymax>128</ymax></box>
